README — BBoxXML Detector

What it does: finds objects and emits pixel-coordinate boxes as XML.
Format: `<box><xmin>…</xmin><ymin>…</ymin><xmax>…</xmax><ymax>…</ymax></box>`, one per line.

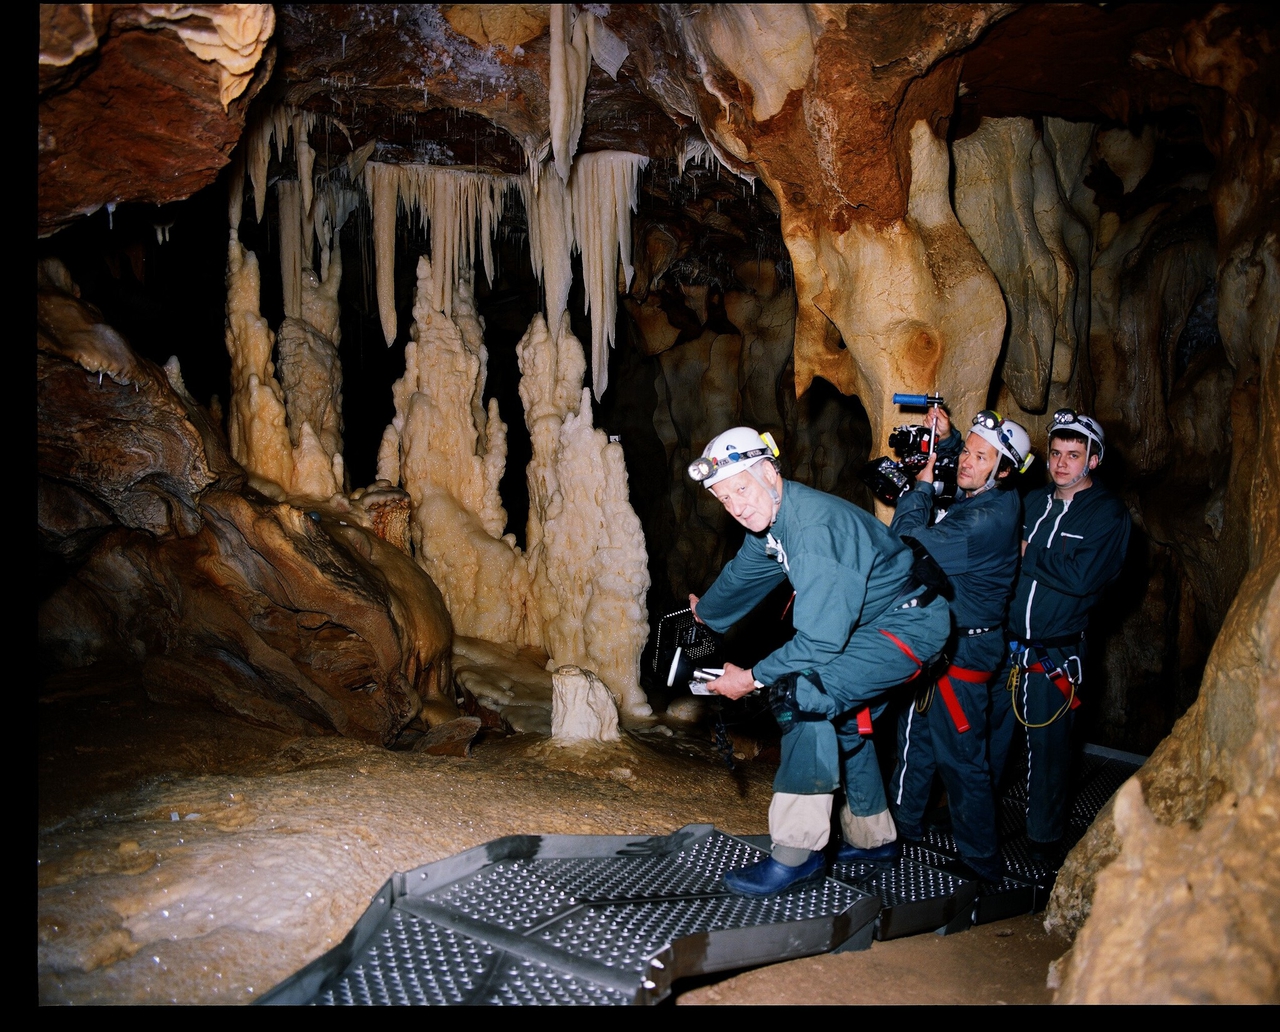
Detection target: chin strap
<box><xmin>747</xmin><ymin>462</ymin><xmax>782</xmax><ymax>521</ymax></box>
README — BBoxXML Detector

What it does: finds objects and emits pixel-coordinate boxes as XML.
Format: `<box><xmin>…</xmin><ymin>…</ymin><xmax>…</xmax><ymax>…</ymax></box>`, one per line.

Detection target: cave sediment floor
<box><xmin>38</xmin><ymin>667</ymin><xmax>1067</xmax><ymax>1005</ymax></box>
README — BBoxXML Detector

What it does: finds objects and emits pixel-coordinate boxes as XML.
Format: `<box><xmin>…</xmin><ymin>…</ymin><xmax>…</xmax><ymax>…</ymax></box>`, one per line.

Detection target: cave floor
<box><xmin>38</xmin><ymin>666</ymin><xmax>1069</xmax><ymax>1005</ymax></box>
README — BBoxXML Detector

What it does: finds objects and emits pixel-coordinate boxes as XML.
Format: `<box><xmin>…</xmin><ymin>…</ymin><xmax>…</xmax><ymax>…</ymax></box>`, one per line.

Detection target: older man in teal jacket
<box><xmin>689</xmin><ymin>426</ymin><xmax>950</xmax><ymax>896</ymax></box>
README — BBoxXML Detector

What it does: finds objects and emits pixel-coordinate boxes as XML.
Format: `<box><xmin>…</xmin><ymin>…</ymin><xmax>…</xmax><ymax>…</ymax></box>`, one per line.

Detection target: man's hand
<box><xmin>709</xmin><ymin>662</ymin><xmax>757</xmax><ymax>700</ymax></box>
<box><xmin>1021</xmin><ymin>540</ymin><xmax>1029</xmax><ymax>556</ymax></box>
<box><xmin>930</xmin><ymin>406</ymin><xmax>952</xmax><ymax>439</ymax></box>
<box><xmin>688</xmin><ymin>593</ymin><xmax>702</xmax><ymax>623</ymax></box>
<box><xmin>917</xmin><ymin>448</ymin><xmax>938</xmax><ymax>484</ymax></box>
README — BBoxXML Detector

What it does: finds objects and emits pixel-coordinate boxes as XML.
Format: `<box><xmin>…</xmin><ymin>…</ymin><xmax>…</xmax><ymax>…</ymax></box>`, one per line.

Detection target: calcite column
<box><xmin>953</xmin><ymin>117</ymin><xmax>1095</xmax><ymax>426</ymax></box>
<box><xmin>518</xmin><ymin>313</ymin><xmax>652</xmax><ymax>718</ymax></box>
<box><xmin>378</xmin><ymin>256</ymin><xmax>527</xmax><ymax>644</ymax></box>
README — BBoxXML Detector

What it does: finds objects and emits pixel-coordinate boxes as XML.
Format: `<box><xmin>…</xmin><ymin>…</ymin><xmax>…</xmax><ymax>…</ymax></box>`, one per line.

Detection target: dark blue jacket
<box><xmin>1010</xmin><ymin>482</ymin><xmax>1131</xmax><ymax>640</ymax></box>
<box><xmin>890</xmin><ymin>480</ymin><xmax>1022</xmax><ymax>632</ymax></box>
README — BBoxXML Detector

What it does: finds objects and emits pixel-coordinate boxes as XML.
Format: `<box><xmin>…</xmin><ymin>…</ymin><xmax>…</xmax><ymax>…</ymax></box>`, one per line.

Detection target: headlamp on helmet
<box><xmin>1047</xmin><ymin>408</ymin><xmax>1106</xmax><ymax>463</ymax></box>
<box><xmin>689</xmin><ymin>428</ymin><xmax>781</xmax><ymax>487</ymax></box>
<box><xmin>970</xmin><ymin>411</ymin><xmax>1034</xmax><ymax>476</ymax></box>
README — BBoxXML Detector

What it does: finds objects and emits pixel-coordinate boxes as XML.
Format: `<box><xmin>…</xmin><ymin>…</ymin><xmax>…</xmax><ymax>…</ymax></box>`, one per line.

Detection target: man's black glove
<box><xmin>768</xmin><ymin>670</ymin><xmax>833</xmax><ymax>733</ymax></box>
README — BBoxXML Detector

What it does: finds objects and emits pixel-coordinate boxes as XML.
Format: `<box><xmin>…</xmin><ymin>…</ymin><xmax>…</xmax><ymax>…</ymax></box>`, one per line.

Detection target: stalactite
<box><xmin>521</xmin><ymin>163</ymin><xmax>575</xmax><ymax>338</ymax></box>
<box><xmin>276</xmin><ymin>180</ymin><xmax>304</xmax><ymax>320</ymax></box>
<box><xmin>366</xmin><ymin>161</ymin><xmax>401</xmax><ymax>347</ymax></box>
<box><xmin>568</xmin><ymin>151</ymin><xmax>648</xmax><ymax>399</ymax></box>
<box><xmin>549</xmin><ymin>4</ymin><xmax>590</xmax><ymax>183</ymax></box>
<box><xmin>364</xmin><ymin>162</ymin><xmax>520</xmax><ymax>344</ymax></box>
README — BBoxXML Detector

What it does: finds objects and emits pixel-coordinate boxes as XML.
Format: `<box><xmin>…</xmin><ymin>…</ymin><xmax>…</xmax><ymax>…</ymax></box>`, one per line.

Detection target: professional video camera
<box><xmin>858</xmin><ymin>393</ymin><xmax>959</xmax><ymax>507</ymax></box>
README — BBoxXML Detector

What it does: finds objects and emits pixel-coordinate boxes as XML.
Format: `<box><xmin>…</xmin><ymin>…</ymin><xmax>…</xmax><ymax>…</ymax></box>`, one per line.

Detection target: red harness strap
<box><xmin>852</xmin><ymin>631</ymin><xmax>926</xmax><ymax>736</ymax></box>
<box><xmin>935</xmin><ymin>665</ymin><xmax>992</xmax><ymax>734</ymax></box>
<box><xmin>1026</xmin><ymin>655</ymin><xmax>1082</xmax><ymax>710</ymax></box>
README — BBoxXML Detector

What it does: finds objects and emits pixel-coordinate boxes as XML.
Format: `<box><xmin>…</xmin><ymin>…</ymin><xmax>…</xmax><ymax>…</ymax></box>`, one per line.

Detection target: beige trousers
<box><xmin>768</xmin><ymin>792</ymin><xmax>898</xmax><ymax>856</ymax></box>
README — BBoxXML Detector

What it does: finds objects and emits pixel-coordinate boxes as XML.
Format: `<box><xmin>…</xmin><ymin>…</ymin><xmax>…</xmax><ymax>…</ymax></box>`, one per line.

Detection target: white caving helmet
<box><xmin>969</xmin><ymin>410</ymin><xmax>1034</xmax><ymax>484</ymax></box>
<box><xmin>688</xmin><ymin>426</ymin><xmax>781</xmax><ymax>488</ymax></box>
<box><xmin>1047</xmin><ymin>409</ymin><xmax>1106</xmax><ymax>463</ymax></box>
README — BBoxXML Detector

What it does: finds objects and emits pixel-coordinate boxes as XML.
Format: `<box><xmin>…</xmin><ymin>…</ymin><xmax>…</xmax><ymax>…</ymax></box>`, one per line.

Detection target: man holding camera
<box><xmin>688</xmin><ymin>426</ymin><xmax>950</xmax><ymax>896</ymax></box>
<box><xmin>990</xmin><ymin>410</ymin><xmax>1130</xmax><ymax>861</ymax></box>
<box><xmin>887</xmin><ymin>409</ymin><xmax>1029</xmax><ymax>883</ymax></box>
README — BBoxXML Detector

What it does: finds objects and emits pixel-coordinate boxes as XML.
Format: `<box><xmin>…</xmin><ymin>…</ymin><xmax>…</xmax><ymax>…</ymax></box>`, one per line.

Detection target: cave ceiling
<box><xmin>40</xmin><ymin>3</ymin><xmax>1264</xmax><ymax>243</ymax></box>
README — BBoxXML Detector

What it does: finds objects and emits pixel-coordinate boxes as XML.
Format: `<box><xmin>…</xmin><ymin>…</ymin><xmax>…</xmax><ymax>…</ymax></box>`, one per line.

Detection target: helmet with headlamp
<box><xmin>969</xmin><ymin>411</ymin><xmax>1033</xmax><ymax>476</ymax></box>
<box><xmin>688</xmin><ymin>427</ymin><xmax>781</xmax><ymax>488</ymax></box>
<box><xmin>1047</xmin><ymin>409</ymin><xmax>1105</xmax><ymax>463</ymax></box>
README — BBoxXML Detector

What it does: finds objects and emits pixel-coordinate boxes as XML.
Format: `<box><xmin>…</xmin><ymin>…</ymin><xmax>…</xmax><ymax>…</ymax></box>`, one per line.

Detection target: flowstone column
<box><xmin>785</xmin><ymin>121</ymin><xmax>1006</xmax><ymax>516</ymax></box>
<box><xmin>518</xmin><ymin>312</ymin><xmax>652</xmax><ymax>718</ymax></box>
<box><xmin>378</xmin><ymin>256</ymin><xmax>528</xmax><ymax>644</ymax></box>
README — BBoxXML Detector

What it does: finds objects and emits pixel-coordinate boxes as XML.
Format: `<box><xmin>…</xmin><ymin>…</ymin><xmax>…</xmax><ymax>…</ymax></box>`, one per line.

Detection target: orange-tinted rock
<box><xmin>38</xmin><ymin>7</ymin><xmax>273</xmax><ymax>236</ymax></box>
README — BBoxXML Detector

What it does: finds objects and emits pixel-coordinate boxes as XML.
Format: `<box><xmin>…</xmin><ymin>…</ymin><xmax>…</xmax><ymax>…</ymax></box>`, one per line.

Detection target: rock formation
<box><xmin>39</xmin><ymin>261</ymin><xmax>454</xmax><ymax>743</ymax></box>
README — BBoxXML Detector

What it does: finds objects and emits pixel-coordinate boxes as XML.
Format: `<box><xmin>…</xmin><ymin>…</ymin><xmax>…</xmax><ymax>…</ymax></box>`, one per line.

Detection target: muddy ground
<box><xmin>38</xmin><ymin>666</ymin><xmax>1069</xmax><ymax>1005</ymax></box>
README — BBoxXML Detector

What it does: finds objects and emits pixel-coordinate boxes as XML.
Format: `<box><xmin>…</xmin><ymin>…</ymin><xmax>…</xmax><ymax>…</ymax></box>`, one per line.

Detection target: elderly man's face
<box><xmin>710</xmin><ymin>464</ymin><xmax>778</xmax><ymax>532</ymax></box>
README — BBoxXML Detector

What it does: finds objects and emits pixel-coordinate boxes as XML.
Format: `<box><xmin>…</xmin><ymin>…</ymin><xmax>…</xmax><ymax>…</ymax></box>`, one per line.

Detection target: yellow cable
<box><xmin>1009</xmin><ymin>660</ymin><xmax>1076</xmax><ymax>729</ymax></box>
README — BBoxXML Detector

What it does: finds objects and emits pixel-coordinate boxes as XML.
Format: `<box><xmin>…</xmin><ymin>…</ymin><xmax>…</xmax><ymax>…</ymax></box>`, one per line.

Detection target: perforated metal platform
<box><xmin>823</xmin><ymin>743</ymin><xmax>1143</xmax><ymax>937</ymax></box>
<box><xmin>261</xmin><ymin>824</ymin><xmax>879</xmax><ymax>1006</ymax></box>
<box><xmin>264</xmin><ymin>746</ymin><xmax>1142</xmax><ymax>1002</ymax></box>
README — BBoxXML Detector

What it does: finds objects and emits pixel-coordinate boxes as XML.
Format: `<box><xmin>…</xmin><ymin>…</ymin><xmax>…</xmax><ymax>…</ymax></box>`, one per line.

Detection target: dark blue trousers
<box><xmin>890</xmin><ymin>632</ymin><xmax>1003</xmax><ymax>861</ymax></box>
<box><xmin>990</xmin><ymin>639</ymin><xmax>1086</xmax><ymax>844</ymax></box>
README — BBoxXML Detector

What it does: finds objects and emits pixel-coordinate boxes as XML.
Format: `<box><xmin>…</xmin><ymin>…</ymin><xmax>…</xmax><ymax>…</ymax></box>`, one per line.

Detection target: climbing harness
<box><xmin>1007</xmin><ymin>641</ymin><xmax>1083</xmax><ymax>728</ymax></box>
<box><xmin>915</xmin><ymin>664</ymin><xmax>992</xmax><ymax>733</ymax></box>
<box><xmin>864</xmin><ymin>630</ymin><xmax>927</xmax><ymax>736</ymax></box>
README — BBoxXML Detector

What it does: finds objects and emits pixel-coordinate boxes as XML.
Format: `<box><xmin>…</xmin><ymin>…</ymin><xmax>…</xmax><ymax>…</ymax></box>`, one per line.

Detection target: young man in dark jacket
<box><xmin>887</xmin><ymin>410</ymin><xmax>1029</xmax><ymax>883</ymax></box>
<box><xmin>990</xmin><ymin>411</ymin><xmax>1131</xmax><ymax>860</ymax></box>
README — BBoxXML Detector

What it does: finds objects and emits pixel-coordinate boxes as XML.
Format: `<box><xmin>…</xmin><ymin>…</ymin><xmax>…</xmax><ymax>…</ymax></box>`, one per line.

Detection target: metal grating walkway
<box><xmin>262</xmin><ymin>824</ymin><xmax>878</xmax><ymax>1005</ymax></box>
<box><xmin>262</xmin><ymin>745</ymin><xmax>1141</xmax><ymax>1004</ymax></box>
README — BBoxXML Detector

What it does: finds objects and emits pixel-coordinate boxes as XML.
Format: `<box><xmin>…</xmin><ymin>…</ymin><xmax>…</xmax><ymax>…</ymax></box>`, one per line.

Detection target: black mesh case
<box><xmin>652</xmin><ymin>608</ymin><xmax>720</xmax><ymax>685</ymax></box>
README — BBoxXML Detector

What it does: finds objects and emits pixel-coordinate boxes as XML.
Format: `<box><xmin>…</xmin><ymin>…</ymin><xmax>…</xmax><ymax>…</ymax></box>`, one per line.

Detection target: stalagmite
<box><xmin>567</xmin><ymin>150</ymin><xmax>648</xmax><ymax>399</ymax></box>
<box><xmin>550</xmin><ymin>666</ymin><xmax>621</xmax><ymax>745</ymax></box>
<box><xmin>517</xmin><ymin>312</ymin><xmax>652</xmax><ymax>718</ymax></box>
<box><xmin>224</xmin><ymin>233</ymin><xmax>292</xmax><ymax>492</ymax></box>
<box><xmin>382</xmin><ymin>255</ymin><xmax>528</xmax><ymax>643</ymax></box>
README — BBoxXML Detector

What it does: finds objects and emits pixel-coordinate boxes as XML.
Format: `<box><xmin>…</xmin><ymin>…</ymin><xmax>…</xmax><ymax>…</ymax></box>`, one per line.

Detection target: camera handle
<box><xmin>892</xmin><ymin>393</ymin><xmax>945</xmax><ymax>463</ymax></box>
